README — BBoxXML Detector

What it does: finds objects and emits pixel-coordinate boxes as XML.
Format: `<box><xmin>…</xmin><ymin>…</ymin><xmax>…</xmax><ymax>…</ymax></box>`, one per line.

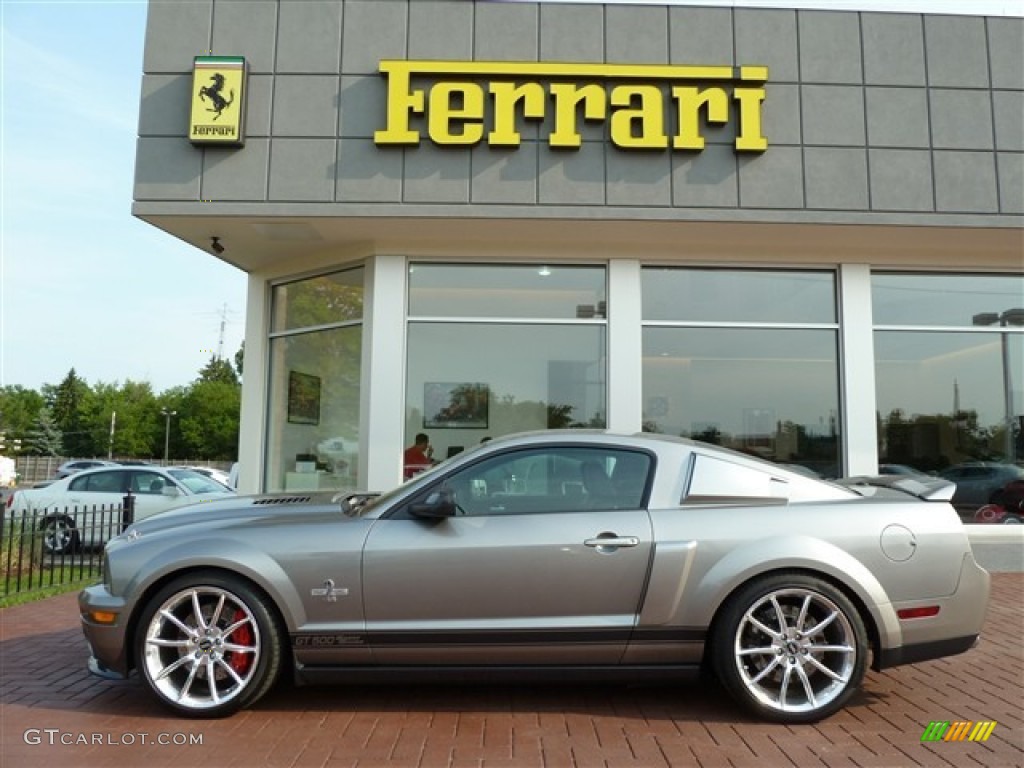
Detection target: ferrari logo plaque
<box><xmin>189</xmin><ymin>56</ymin><xmax>247</xmax><ymax>146</ymax></box>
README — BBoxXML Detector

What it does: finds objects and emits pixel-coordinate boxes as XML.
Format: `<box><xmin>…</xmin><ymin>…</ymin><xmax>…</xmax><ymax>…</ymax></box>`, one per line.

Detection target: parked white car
<box><xmin>5</xmin><ymin>465</ymin><xmax>235</xmax><ymax>553</ymax></box>
<box><xmin>177</xmin><ymin>465</ymin><xmax>233</xmax><ymax>488</ymax></box>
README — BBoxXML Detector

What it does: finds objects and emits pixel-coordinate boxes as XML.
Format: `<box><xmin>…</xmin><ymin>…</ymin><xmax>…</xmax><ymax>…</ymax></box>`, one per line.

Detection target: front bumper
<box><xmin>79</xmin><ymin>583</ymin><xmax>130</xmax><ymax>679</ymax></box>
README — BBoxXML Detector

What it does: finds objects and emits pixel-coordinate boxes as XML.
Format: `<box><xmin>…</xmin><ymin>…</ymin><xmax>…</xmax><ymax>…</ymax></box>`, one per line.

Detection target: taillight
<box><xmin>897</xmin><ymin>606</ymin><xmax>941</xmax><ymax>620</ymax></box>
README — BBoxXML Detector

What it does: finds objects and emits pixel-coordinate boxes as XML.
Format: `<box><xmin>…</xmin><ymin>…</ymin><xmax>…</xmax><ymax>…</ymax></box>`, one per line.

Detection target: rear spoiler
<box><xmin>837</xmin><ymin>475</ymin><xmax>956</xmax><ymax>502</ymax></box>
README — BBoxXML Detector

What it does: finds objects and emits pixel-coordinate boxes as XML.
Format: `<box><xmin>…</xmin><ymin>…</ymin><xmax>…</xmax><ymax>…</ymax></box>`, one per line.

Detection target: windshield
<box><xmin>168</xmin><ymin>469</ymin><xmax>236</xmax><ymax>495</ymax></box>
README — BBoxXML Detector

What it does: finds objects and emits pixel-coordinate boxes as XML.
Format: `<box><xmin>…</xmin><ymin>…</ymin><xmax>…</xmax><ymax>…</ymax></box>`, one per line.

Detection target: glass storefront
<box><xmin>641</xmin><ymin>268</ymin><xmax>841</xmax><ymax>477</ymax></box>
<box><xmin>405</xmin><ymin>264</ymin><xmax>607</xmax><ymax>461</ymax></box>
<box><xmin>265</xmin><ymin>267</ymin><xmax>364</xmax><ymax>492</ymax></box>
<box><xmin>257</xmin><ymin>260</ymin><xmax>1022</xmax><ymax>521</ymax></box>
<box><xmin>873</xmin><ymin>273</ymin><xmax>1024</xmax><ymax>519</ymax></box>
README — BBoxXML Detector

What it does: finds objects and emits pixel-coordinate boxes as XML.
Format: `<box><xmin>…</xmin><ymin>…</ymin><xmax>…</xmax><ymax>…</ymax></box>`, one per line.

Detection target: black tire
<box><xmin>712</xmin><ymin>572</ymin><xmax>868</xmax><ymax>724</ymax></box>
<box><xmin>40</xmin><ymin>515</ymin><xmax>79</xmax><ymax>555</ymax></box>
<box><xmin>1001</xmin><ymin>515</ymin><xmax>1021</xmax><ymax>525</ymax></box>
<box><xmin>134</xmin><ymin>571</ymin><xmax>284</xmax><ymax>718</ymax></box>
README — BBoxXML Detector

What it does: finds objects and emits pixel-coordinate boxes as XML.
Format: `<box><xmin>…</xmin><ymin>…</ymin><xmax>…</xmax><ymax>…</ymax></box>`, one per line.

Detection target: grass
<box><xmin>1</xmin><ymin>522</ymin><xmax>101</xmax><ymax>607</ymax></box>
<box><xmin>0</xmin><ymin>577</ymin><xmax>96</xmax><ymax>609</ymax></box>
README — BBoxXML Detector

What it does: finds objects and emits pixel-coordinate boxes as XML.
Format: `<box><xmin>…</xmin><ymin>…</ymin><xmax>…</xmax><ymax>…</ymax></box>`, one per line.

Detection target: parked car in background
<box><xmin>6</xmin><ymin>465</ymin><xmax>235</xmax><ymax>554</ymax></box>
<box><xmin>80</xmin><ymin>431</ymin><xmax>989</xmax><ymax>723</ymax></box>
<box><xmin>938</xmin><ymin>462</ymin><xmax>1024</xmax><ymax>515</ymax></box>
<box><xmin>178</xmin><ymin>466</ymin><xmax>233</xmax><ymax>488</ymax></box>
<box><xmin>55</xmin><ymin>459</ymin><xmax>120</xmax><ymax>479</ymax></box>
<box><xmin>972</xmin><ymin>478</ymin><xmax>1024</xmax><ymax>524</ymax></box>
<box><xmin>879</xmin><ymin>464</ymin><xmax>933</xmax><ymax>479</ymax></box>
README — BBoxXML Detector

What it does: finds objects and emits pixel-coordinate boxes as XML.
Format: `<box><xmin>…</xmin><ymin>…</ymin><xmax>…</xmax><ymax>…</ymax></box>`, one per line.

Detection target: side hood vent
<box><xmin>252</xmin><ymin>495</ymin><xmax>314</xmax><ymax>506</ymax></box>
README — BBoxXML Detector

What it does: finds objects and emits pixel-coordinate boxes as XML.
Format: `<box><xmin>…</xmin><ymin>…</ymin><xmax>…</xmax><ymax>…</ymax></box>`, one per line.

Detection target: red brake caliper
<box><xmin>227</xmin><ymin>609</ymin><xmax>253</xmax><ymax>675</ymax></box>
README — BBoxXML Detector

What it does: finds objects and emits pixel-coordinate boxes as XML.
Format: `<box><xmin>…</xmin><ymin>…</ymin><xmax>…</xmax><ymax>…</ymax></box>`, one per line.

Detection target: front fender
<box><xmin>119</xmin><ymin>537</ymin><xmax>308</xmax><ymax>633</ymax></box>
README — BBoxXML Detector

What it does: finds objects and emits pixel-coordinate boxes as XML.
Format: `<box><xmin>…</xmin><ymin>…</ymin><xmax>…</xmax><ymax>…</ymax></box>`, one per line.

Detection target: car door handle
<box><xmin>584</xmin><ymin>535</ymin><xmax>640</xmax><ymax>549</ymax></box>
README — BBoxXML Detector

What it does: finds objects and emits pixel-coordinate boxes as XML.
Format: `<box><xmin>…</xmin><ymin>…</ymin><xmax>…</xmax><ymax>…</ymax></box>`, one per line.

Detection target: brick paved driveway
<box><xmin>1</xmin><ymin>574</ymin><xmax>1021</xmax><ymax>768</ymax></box>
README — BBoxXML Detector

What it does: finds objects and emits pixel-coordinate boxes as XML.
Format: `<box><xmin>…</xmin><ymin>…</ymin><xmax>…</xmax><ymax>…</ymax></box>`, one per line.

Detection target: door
<box><xmin>362</xmin><ymin>445</ymin><xmax>655</xmax><ymax>665</ymax></box>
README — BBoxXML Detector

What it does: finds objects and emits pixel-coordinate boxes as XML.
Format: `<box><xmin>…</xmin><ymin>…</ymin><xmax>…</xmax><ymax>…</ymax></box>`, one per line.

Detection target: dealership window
<box><xmin>265</xmin><ymin>268</ymin><xmax>364</xmax><ymax>492</ymax></box>
<box><xmin>873</xmin><ymin>273</ymin><xmax>1024</xmax><ymax>516</ymax></box>
<box><xmin>641</xmin><ymin>268</ymin><xmax>841</xmax><ymax>477</ymax></box>
<box><xmin>406</xmin><ymin>264</ymin><xmax>606</xmax><ymax>459</ymax></box>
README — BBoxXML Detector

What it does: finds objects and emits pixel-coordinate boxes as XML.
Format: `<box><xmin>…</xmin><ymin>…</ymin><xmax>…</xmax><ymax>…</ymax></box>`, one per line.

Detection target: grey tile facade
<box><xmin>136</xmin><ymin>0</ymin><xmax>1023</xmax><ymax>221</ymax></box>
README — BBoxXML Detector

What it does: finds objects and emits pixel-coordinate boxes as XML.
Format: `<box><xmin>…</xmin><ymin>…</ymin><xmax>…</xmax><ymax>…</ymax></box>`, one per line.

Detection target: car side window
<box><xmin>683</xmin><ymin>454</ymin><xmax>788</xmax><ymax>505</ymax></box>
<box><xmin>433</xmin><ymin>447</ymin><xmax>652</xmax><ymax>517</ymax></box>
<box><xmin>75</xmin><ymin>470</ymin><xmax>127</xmax><ymax>494</ymax></box>
<box><xmin>132</xmin><ymin>472</ymin><xmax>167</xmax><ymax>495</ymax></box>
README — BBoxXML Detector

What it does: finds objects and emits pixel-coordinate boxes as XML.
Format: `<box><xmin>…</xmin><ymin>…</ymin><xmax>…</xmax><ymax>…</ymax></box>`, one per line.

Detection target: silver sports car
<box><xmin>79</xmin><ymin>431</ymin><xmax>990</xmax><ymax>723</ymax></box>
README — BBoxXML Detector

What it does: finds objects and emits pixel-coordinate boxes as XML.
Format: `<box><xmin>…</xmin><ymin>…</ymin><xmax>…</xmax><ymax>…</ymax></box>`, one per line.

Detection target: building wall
<box><xmin>134</xmin><ymin>1</ymin><xmax>1023</xmax><ymax>494</ymax></box>
<box><xmin>135</xmin><ymin>0</ymin><xmax>1024</xmax><ymax>224</ymax></box>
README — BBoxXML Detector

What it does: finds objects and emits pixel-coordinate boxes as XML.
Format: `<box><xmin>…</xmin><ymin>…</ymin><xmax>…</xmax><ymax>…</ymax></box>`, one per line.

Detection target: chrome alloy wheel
<box><xmin>732</xmin><ymin>587</ymin><xmax>857</xmax><ymax>715</ymax></box>
<box><xmin>141</xmin><ymin>586</ymin><xmax>261</xmax><ymax>711</ymax></box>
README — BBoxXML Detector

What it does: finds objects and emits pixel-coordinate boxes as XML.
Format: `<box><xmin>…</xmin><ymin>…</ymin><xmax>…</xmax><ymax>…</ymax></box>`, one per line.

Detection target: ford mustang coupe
<box><xmin>79</xmin><ymin>431</ymin><xmax>990</xmax><ymax>722</ymax></box>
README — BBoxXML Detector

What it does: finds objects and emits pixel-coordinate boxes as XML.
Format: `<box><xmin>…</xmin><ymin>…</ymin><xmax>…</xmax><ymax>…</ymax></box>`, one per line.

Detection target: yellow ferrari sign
<box><xmin>189</xmin><ymin>56</ymin><xmax>246</xmax><ymax>146</ymax></box>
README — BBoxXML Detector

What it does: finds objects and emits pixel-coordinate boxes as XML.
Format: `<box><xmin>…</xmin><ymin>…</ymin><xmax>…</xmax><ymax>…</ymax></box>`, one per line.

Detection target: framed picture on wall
<box><xmin>424</xmin><ymin>382</ymin><xmax>489</xmax><ymax>429</ymax></box>
<box><xmin>287</xmin><ymin>371</ymin><xmax>321</xmax><ymax>425</ymax></box>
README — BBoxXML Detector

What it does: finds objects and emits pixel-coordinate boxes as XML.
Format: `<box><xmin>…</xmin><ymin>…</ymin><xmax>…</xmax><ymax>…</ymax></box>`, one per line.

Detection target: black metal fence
<box><xmin>1</xmin><ymin>497</ymin><xmax>134</xmax><ymax>599</ymax></box>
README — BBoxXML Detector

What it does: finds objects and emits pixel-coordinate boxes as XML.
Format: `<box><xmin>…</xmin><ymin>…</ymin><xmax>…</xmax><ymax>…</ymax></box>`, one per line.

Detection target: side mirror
<box><xmin>409</xmin><ymin>488</ymin><xmax>456</xmax><ymax>519</ymax></box>
<box><xmin>162</xmin><ymin>485</ymin><xmax>182</xmax><ymax>498</ymax></box>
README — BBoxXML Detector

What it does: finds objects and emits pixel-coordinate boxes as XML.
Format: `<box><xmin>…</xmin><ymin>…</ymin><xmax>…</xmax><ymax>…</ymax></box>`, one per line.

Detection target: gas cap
<box><xmin>880</xmin><ymin>524</ymin><xmax>917</xmax><ymax>562</ymax></box>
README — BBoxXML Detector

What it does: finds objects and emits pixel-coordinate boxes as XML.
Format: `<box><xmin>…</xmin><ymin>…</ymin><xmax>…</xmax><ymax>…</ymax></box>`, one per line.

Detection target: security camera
<box><xmin>211</xmin><ymin>236</ymin><xmax>225</xmax><ymax>254</ymax></box>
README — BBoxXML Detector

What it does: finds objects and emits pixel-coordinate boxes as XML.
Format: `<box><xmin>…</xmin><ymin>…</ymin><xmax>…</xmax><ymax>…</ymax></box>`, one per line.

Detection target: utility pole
<box><xmin>217</xmin><ymin>302</ymin><xmax>228</xmax><ymax>360</ymax></box>
<box><xmin>108</xmin><ymin>411</ymin><xmax>116</xmax><ymax>459</ymax></box>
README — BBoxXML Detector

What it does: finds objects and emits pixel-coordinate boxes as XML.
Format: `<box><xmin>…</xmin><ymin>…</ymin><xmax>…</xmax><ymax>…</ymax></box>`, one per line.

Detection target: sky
<box><xmin>1</xmin><ymin>0</ymin><xmax>247</xmax><ymax>394</ymax></box>
<box><xmin>1</xmin><ymin>0</ymin><xmax>1020</xmax><ymax>395</ymax></box>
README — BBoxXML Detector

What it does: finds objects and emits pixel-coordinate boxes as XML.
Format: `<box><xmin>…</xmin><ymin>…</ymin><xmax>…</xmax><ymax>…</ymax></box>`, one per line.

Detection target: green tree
<box><xmin>178</xmin><ymin>380</ymin><xmax>240</xmax><ymax>460</ymax></box>
<box><xmin>88</xmin><ymin>380</ymin><xmax>161</xmax><ymax>458</ymax></box>
<box><xmin>199</xmin><ymin>356</ymin><xmax>239</xmax><ymax>386</ymax></box>
<box><xmin>50</xmin><ymin>368</ymin><xmax>94</xmax><ymax>456</ymax></box>
<box><xmin>0</xmin><ymin>385</ymin><xmax>45</xmax><ymax>439</ymax></box>
<box><xmin>25</xmin><ymin>407</ymin><xmax>63</xmax><ymax>456</ymax></box>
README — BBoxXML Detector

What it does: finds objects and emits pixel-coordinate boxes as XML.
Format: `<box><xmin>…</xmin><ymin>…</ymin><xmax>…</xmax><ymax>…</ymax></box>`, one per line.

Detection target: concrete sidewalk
<box><xmin>1</xmin><ymin>574</ymin><xmax>1021</xmax><ymax>768</ymax></box>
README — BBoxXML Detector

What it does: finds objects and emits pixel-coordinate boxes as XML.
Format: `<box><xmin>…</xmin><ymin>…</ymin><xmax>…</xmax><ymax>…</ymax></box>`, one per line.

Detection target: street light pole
<box><xmin>161</xmin><ymin>409</ymin><xmax>177</xmax><ymax>465</ymax></box>
<box><xmin>972</xmin><ymin>309</ymin><xmax>1023</xmax><ymax>462</ymax></box>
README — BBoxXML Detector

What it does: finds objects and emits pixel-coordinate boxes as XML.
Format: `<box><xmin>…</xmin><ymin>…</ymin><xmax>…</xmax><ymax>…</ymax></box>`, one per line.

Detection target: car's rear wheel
<box><xmin>712</xmin><ymin>573</ymin><xmax>868</xmax><ymax>723</ymax></box>
<box><xmin>40</xmin><ymin>515</ymin><xmax>78</xmax><ymax>555</ymax></box>
<box><xmin>1001</xmin><ymin>514</ymin><xmax>1021</xmax><ymax>524</ymax></box>
<box><xmin>135</xmin><ymin>572</ymin><xmax>283</xmax><ymax>717</ymax></box>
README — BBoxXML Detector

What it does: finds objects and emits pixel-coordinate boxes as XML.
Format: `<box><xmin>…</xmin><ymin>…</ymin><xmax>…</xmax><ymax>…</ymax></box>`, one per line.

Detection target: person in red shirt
<box><xmin>403</xmin><ymin>433</ymin><xmax>434</xmax><ymax>479</ymax></box>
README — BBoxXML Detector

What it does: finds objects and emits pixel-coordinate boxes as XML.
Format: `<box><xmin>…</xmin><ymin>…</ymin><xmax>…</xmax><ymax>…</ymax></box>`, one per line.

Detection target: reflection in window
<box><xmin>406</xmin><ymin>323</ymin><xmax>606</xmax><ymax>457</ymax></box>
<box><xmin>873</xmin><ymin>273</ymin><xmax>1023</xmax><ymax>519</ymax></box>
<box><xmin>641</xmin><ymin>269</ymin><xmax>840</xmax><ymax>478</ymax></box>
<box><xmin>271</xmin><ymin>269</ymin><xmax>364</xmax><ymax>332</ymax></box>
<box><xmin>873</xmin><ymin>273</ymin><xmax>1024</xmax><ymax>328</ymax></box>
<box><xmin>266</xmin><ymin>267</ymin><xmax>363</xmax><ymax>493</ymax></box>
<box><xmin>643</xmin><ymin>268</ymin><xmax>835</xmax><ymax>323</ymax></box>
<box><xmin>642</xmin><ymin>328</ymin><xmax>840</xmax><ymax>477</ymax></box>
<box><xmin>409</xmin><ymin>264</ymin><xmax>606</xmax><ymax>319</ymax></box>
<box><xmin>436</xmin><ymin>447</ymin><xmax>650</xmax><ymax>516</ymax></box>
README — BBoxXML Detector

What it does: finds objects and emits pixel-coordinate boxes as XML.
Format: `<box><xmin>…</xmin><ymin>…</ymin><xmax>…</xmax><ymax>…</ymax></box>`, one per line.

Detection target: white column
<box><xmin>358</xmin><ymin>254</ymin><xmax>408</xmax><ymax>491</ymax></box>
<box><xmin>839</xmin><ymin>263</ymin><xmax>879</xmax><ymax>476</ymax></box>
<box><xmin>236</xmin><ymin>273</ymin><xmax>269</xmax><ymax>494</ymax></box>
<box><xmin>606</xmin><ymin>259</ymin><xmax>644</xmax><ymax>434</ymax></box>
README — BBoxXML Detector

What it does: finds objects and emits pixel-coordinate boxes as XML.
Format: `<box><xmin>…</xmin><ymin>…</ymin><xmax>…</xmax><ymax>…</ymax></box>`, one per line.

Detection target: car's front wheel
<box><xmin>40</xmin><ymin>515</ymin><xmax>78</xmax><ymax>555</ymax></box>
<box><xmin>712</xmin><ymin>573</ymin><xmax>868</xmax><ymax>723</ymax></box>
<box><xmin>135</xmin><ymin>572</ymin><xmax>284</xmax><ymax>717</ymax></box>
